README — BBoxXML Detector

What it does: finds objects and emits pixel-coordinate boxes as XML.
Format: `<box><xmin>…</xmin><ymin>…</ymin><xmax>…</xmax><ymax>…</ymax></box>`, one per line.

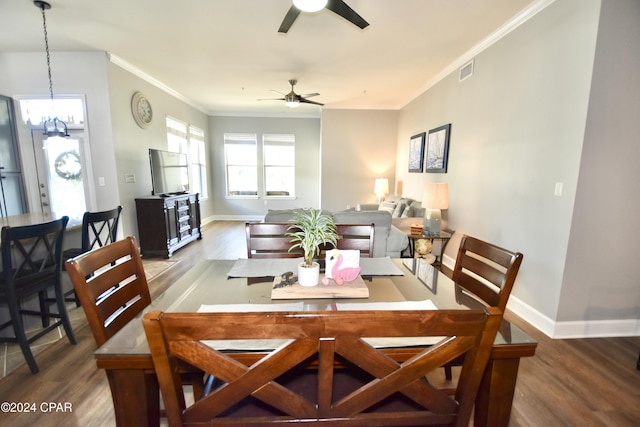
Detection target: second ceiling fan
<box><xmin>259</xmin><ymin>79</ymin><xmax>323</xmax><ymax>108</ymax></box>
<box><xmin>279</xmin><ymin>0</ymin><xmax>369</xmax><ymax>34</ymax></box>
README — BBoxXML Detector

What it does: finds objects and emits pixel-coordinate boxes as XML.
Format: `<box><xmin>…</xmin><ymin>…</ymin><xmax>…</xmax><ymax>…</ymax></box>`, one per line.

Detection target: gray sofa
<box><xmin>264</xmin><ymin>208</ymin><xmax>413</xmax><ymax>258</ymax></box>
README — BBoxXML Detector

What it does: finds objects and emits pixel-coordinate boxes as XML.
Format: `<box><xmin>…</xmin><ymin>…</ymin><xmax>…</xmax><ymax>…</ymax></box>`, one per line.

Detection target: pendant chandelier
<box><xmin>34</xmin><ymin>0</ymin><xmax>69</xmax><ymax>138</ymax></box>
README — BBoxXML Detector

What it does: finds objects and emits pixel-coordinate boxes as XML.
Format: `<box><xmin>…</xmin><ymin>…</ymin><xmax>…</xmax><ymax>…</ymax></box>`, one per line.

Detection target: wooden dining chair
<box><xmin>246</xmin><ymin>222</ymin><xmax>375</xmax><ymax>259</ymax></box>
<box><xmin>444</xmin><ymin>234</ymin><xmax>524</xmax><ymax>380</ymax></box>
<box><xmin>245</xmin><ymin>223</ymin><xmax>302</xmax><ymax>259</ymax></box>
<box><xmin>144</xmin><ymin>307</ymin><xmax>501</xmax><ymax>427</ymax></box>
<box><xmin>0</xmin><ymin>216</ymin><xmax>76</xmax><ymax>374</ymax></box>
<box><xmin>61</xmin><ymin>205</ymin><xmax>123</xmax><ymax>306</ymax></box>
<box><xmin>65</xmin><ymin>235</ymin><xmax>150</xmax><ymax>346</ymax></box>
<box><xmin>65</xmin><ymin>236</ymin><xmax>204</xmax><ymax>401</ymax></box>
<box><xmin>322</xmin><ymin>223</ymin><xmax>375</xmax><ymax>258</ymax></box>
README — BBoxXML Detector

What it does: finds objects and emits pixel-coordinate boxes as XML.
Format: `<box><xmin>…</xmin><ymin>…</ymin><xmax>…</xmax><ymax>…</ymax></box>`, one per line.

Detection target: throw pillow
<box><xmin>392</xmin><ymin>201</ymin><xmax>406</xmax><ymax>218</ymax></box>
<box><xmin>378</xmin><ymin>201</ymin><xmax>396</xmax><ymax>214</ymax></box>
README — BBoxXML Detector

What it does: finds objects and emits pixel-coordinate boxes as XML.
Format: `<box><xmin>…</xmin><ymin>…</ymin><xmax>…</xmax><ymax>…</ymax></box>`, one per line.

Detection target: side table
<box><xmin>406</xmin><ymin>230</ymin><xmax>452</xmax><ymax>265</ymax></box>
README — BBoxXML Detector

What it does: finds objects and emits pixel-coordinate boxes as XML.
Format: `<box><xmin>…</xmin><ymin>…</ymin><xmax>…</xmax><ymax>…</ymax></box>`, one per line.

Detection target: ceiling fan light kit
<box><xmin>259</xmin><ymin>79</ymin><xmax>323</xmax><ymax>108</ymax></box>
<box><xmin>293</xmin><ymin>0</ymin><xmax>327</xmax><ymax>13</ymax></box>
<box><xmin>285</xmin><ymin>96</ymin><xmax>300</xmax><ymax>108</ymax></box>
<box><xmin>279</xmin><ymin>0</ymin><xmax>369</xmax><ymax>34</ymax></box>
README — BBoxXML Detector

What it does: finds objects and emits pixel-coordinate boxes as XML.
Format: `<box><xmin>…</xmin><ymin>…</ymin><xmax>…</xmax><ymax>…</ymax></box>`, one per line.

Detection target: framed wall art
<box><xmin>425</xmin><ymin>124</ymin><xmax>451</xmax><ymax>173</ymax></box>
<box><xmin>408</xmin><ymin>132</ymin><xmax>426</xmax><ymax>173</ymax></box>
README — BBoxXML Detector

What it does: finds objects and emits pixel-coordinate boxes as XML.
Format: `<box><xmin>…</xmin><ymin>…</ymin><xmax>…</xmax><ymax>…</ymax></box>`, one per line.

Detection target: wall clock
<box><xmin>131</xmin><ymin>92</ymin><xmax>153</xmax><ymax>128</ymax></box>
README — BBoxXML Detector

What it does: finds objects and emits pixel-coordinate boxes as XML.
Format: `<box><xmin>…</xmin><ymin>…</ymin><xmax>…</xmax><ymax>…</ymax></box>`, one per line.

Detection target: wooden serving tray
<box><xmin>271</xmin><ymin>274</ymin><xmax>369</xmax><ymax>300</ymax></box>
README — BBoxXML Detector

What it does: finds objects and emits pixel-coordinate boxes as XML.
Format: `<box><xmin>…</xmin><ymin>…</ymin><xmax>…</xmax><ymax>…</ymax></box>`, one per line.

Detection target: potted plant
<box><xmin>287</xmin><ymin>208</ymin><xmax>338</xmax><ymax>287</ymax></box>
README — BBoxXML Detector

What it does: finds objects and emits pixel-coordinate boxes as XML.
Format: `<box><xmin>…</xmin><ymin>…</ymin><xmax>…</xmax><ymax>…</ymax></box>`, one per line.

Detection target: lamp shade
<box><xmin>422</xmin><ymin>183</ymin><xmax>449</xmax><ymax>209</ymax></box>
<box><xmin>374</xmin><ymin>178</ymin><xmax>389</xmax><ymax>197</ymax></box>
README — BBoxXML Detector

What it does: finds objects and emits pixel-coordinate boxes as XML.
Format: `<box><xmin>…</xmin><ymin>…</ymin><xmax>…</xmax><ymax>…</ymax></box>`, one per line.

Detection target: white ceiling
<box><xmin>1</xmin><ymin>0</ymin><xmax>543</xmax><ymax>116</ymax></box>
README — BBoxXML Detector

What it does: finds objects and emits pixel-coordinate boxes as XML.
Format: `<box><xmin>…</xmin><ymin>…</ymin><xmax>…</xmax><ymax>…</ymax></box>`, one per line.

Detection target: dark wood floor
<box><xmin>0</xmin><ymin>220</ymin><xmax>638</xmax><ymax>426</ymax></box>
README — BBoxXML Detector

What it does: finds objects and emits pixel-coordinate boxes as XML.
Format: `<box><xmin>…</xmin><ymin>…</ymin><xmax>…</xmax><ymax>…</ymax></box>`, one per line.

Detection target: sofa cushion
<box><xmin>387</xmin><ymin>226</ymin><xmax>410</xmax><ymax>258</ymax></box>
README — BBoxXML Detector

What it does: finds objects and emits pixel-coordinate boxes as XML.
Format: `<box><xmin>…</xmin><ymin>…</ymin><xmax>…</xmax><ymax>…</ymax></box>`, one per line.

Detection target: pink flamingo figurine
<box><xmin>329</xmin><ymin>253</ymin><xmax>361</xmax><ymax>285</ymax></box>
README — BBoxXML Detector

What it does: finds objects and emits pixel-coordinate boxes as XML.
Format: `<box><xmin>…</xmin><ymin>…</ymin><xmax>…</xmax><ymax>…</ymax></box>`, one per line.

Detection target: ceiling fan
<box><xmin>259</xmin><ymin>79</ymin><xmax>323</xmax><ymax>108</ymax></box>
<box><xmin>278</xmin><ymin>0</ymin><xmax>369</xmax><ymax>34</ymax></box>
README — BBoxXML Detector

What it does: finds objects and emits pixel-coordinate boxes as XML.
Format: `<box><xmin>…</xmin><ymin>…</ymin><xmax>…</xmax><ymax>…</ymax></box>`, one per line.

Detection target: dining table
<box><xmin>95</xmin><ymin>257</ymin><xmax>536</xmax><ymax>427</ymax></box>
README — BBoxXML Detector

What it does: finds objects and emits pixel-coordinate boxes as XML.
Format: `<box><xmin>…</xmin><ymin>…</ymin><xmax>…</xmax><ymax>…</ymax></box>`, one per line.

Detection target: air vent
<box><xmin>459</xmin><ymin>59</ymin><xmax>474</xmax><ymax>82</ymax></box>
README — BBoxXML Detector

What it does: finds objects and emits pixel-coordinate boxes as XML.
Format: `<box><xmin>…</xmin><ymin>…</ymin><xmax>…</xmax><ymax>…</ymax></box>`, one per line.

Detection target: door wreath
<box><xmin>54</xmin><ymin>150</ymin><xmax>82</xmax><ymax>180</ymax></box>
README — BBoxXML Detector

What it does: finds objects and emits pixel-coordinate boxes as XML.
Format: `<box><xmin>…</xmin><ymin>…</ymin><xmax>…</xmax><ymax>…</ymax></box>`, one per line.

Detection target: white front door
<box><xmin>30</xmin><ymin>129</ymin><xmax>87</xmax><ymax>223</ymax></box>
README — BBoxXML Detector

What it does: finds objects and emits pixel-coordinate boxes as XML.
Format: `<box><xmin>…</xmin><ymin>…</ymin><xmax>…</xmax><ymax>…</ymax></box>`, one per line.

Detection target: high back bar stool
<box><xmin>0</xmin><ymin>216</ymin><xmax>76</xmax><ymax>374</ymax></box>
<box><xmin>62</xmin><ymin>205</ymin><xmax>122</xmax><ymax>306</ymax></box>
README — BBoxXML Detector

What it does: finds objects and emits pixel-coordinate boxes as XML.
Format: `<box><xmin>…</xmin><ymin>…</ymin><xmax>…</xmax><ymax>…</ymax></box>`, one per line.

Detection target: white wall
<box><xmin>321</xmin><ymin>109</ymin><xmax>398</xmax><ymax>212</ymax></box>
<box><xmin>395</xmin><ymin>0</ymin><xmax>606</xmax><ymax>336</ymax></box>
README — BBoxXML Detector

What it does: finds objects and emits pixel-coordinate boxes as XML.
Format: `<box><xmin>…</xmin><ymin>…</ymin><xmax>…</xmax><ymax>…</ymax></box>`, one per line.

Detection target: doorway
<box><xmin>18</xmin><ymin>97</ymin><xmax>91</xmax><ymax>222</ymax></box>
<box><xmin>30</xmin><ymin>130</ymin><xmax>87</xmax><ymax>222</ymax></box>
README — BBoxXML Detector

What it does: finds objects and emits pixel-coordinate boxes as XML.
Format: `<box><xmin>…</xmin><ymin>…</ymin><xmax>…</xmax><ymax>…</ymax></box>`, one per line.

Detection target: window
<box><xmin>263</xmin><ymin>134</ymin><xmax>295</xmax><ymax>197</ymax></box>
<box><xmin>165</xmin><ymin>117</ymin><xmax>207</xmax><ymax>198</ymax></box>
<box><xmin>224</xmin><ymin>133</ymin><xmax>257</xmax><ymax>197</ymax></box>
<box><xmin>189</xmin><ymin>126</ymin><xmax>207</xmax><ymax>198</ymax></box>
<box><xmin>166</xmin><ymin>117</ymin><xmax>188</xmax><ymax>154</ymax></box>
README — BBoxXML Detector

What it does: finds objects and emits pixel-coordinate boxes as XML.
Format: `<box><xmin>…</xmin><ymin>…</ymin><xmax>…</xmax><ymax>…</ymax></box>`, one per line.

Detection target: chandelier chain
<box><xmin>40</xmin><ymin>5</ymin><xmax>54</xmax><ymax>102</ymax></box>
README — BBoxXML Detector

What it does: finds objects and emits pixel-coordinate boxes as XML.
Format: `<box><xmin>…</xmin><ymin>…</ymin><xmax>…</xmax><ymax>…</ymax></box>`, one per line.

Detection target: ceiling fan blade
<box><xmin>300</xmin><ymin>98</ymin><xmax>324</xmax><ymax>106</ymax></box>
<box><xmin>325</xmin><ymin>0</ymin><xmax>369</xmax><ymax>29</ymax></box>
<box><xmin>299</xmin><ymin>93</ymin><xmax>320</xmax><ymax>98</ymax></box>
<box><xmin>270</xmin><ymin>89</ymin><xmax>286</xmax><ymax>96</ymax></box>
<box><xmin>278</xmin><ymin>6</ymin><xmax>301</xmax><ymax>33</ymax></box>
<box><xmin>258</xmin><ymin>97</ymin><xmax>286</xmax><ymax>101</ymax></box>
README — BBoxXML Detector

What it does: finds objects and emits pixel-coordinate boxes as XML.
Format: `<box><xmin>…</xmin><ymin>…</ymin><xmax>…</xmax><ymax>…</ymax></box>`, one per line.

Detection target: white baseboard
<box><xmin>504</xmin><ymin>291</ymin><xmax>640</xmax><ymax>339</ymax></box>
<box><xmin>443</xmin><ymin>254</ymin><xmax>639</xmax><ymax>339</ymax></box>
<box><xmin>208</xmin><ymin>215</ymin><xmax>264</xmax><ymax>222</ymax></box>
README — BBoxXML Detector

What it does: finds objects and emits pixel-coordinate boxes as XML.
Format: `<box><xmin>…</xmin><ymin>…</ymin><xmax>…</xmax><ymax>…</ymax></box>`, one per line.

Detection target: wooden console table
<box><xmin>135</xmin><ymin>193</ymin><xmax>202</xmax><ymax>258</ymax></box>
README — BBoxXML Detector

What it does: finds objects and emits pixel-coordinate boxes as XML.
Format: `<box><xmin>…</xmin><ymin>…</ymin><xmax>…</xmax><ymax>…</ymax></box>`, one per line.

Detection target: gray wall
<box><xmin>105</xmin><ymin>61</ymin><xmax>210</xmax><ymax>238</ymax></box>
<box><xmin>321</xmin><ymin>109</ymin><xmax>398</xmax><ymax>212</ymax></box>
<box><xmin>0</xmin><ymin>52</ymin><xmax>120</xmax><ymax>216</ymax></box>
<box><xmin>0</xmin><ymin>52</ymin><xmax>212</xmax><ymax>243</ymax></box>
<box><xmin>2</xmin><ymin>0</ymin><xmax>638</xmax><ymax>338</ymax></box>
<box><xmin>395</xmin><ymin>0</ymin><xmax>640</xmax><ymax>338</ymax></box>
<box><xmin>208</xmin><ymin>115</ymin><xmax>321</xmax><ymax>219</ymax></box>
<box><xmin>558</xmin><ymin>0</ymin><xmax>640</xmax><ymax>331</ymax></box>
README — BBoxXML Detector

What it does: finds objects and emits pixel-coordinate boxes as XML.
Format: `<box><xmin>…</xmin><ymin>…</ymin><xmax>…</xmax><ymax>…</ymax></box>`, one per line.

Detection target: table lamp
<box><xmin>422</xmin><ymin>183</ymin><xmax>448</xmax><ymax>235</ymax></box>
<box><xmin>374</xmin><ymin>178</ymin><xmax>389</xmax><ymax>203</ymax></box>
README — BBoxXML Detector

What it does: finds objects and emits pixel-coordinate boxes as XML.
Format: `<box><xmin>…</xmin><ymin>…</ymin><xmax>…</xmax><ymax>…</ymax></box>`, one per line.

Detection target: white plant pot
<box><xmin>298</xmin><ymin>262</ymin><xmax>320</xmax><ymax>287</ymax></box>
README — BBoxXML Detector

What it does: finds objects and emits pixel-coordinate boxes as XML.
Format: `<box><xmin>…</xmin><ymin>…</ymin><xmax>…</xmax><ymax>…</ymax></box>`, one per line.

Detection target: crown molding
<box><xmin>108</xmin><ymin>53</ymin><xmax>209</xmax><ymax>114</ymax></box>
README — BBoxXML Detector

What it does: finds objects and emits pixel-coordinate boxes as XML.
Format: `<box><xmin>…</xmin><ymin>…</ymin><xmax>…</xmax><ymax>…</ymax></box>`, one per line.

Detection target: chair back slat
<box><xmin>144</xmin><ymin>307</ymin><xmax>501</xmax><ymax>427</ymax></box>
<box><xmin>246</xmin><ymin>223</ymin><xmax>302</xmax><ymax>258</ymax></box>
<box><xmin>65</xmin><ymin>236</ymin><xmax>151</xmax><ymax>347</ymax></box>
<box><xmin>325</xmin><ymin>224</ymin><xmax>374</xmax><ymax>258</ymax></box>
<box><xmin>452</xmin><ymin>235</ymin><xmax>523</xmax><ymax>312</ymax></box>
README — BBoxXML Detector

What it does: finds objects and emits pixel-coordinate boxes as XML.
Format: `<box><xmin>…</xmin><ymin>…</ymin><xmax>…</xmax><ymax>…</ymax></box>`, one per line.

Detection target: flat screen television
<box><xmin>148</xmin><ymin>148</ymin><xmax>190</xmax><ymax>196</ymax></box>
